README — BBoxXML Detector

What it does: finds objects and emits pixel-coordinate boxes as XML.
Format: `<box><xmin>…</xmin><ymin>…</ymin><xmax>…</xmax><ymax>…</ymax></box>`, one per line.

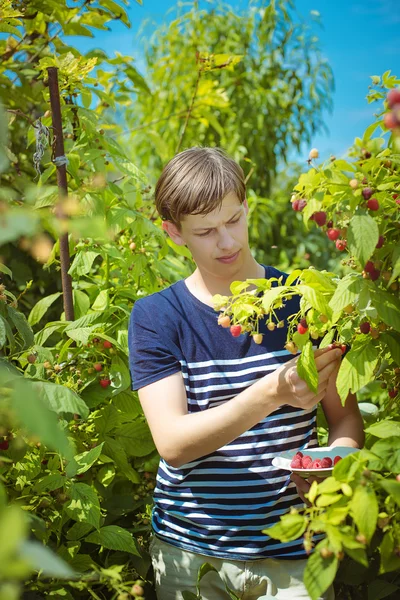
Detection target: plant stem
<box><xmin>175</xmin><ymin>67</ymin><xmax>202</xmax><ymax>154</ymax></box>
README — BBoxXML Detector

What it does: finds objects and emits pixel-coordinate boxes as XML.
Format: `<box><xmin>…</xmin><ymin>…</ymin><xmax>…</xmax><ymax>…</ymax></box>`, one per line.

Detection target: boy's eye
<box><xmin>196</xmin><ymin>217</ymin><xmax>241</xmax><ymax>237</ymax></box>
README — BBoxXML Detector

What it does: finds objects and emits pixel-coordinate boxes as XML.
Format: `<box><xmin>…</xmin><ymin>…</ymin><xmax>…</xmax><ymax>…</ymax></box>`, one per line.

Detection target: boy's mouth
<box><xmin>216</xmin><ymin>251</ymin><xmax>240</xmax><ymax>264</ymax></box>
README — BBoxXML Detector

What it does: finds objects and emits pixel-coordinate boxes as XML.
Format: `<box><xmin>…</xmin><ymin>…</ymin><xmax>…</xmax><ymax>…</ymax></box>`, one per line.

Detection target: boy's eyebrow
<box><xmin>192</xmin><ymin>208</ymin><xmax>243</xmax><ymax>232</ymax></box>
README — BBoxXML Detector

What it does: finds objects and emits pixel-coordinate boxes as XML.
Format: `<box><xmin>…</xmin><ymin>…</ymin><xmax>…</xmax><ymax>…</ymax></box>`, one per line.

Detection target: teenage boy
<box><xmin>128</xmin><ymin>147</ymin><xmax>364</xmax><ymax>600</ymax></box>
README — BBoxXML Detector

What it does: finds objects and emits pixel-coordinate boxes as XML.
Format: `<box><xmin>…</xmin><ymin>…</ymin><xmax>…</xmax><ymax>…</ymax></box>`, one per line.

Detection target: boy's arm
<box><xmin>321</xmin><ymin>361</ymin><xmax>365</xmax><ymax>449</ymax></box>
<box><xmin>138</xmin><ymin>347</ymin><xmax>343</xmax><ymax>468</ymax></box>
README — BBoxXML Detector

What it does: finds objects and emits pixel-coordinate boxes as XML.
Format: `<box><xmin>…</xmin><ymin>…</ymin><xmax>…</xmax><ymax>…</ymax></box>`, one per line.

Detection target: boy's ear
<box><xmin>243</xmin><ymin>198</ymin><xmax>249</xmax><ymax>215</ymax></box>
<box><xmin>162</xmin><ymin>221</ymin><xmax>186</xmax><ymax>246</ymax></box>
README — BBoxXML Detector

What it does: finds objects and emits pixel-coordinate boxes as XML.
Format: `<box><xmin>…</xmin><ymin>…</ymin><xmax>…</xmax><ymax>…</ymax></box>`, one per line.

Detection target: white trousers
<box><xmin>149</xmin><ymin>536</ymin><xmax>335</xmax><ymax>600</ymax></box>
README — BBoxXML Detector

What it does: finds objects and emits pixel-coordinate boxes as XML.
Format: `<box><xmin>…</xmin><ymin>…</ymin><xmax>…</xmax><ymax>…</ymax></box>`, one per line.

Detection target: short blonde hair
<box><xmin>155</xmin><ymin>146</ymin><xmax>246</xmax><ymax>228</ymax></box>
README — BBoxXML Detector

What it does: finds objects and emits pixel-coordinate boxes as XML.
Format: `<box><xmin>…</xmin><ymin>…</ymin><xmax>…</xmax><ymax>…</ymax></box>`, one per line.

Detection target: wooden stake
<box><xmin>47</xmin><ymin>66</ymin><xmax>75</xmax><ymax>321</ymax></box>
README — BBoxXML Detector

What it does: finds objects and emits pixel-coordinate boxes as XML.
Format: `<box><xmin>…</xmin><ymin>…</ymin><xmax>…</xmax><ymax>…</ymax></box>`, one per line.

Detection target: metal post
<box><xmin>47</xmin><ymin>66</ymin><xmax>74</xmax><ymax>322</ymax></box>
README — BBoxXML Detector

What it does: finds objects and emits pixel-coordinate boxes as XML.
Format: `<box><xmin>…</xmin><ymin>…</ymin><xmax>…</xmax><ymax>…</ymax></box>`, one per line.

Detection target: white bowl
<box><xmin>272</xmin><ymin>446</ymin><xmax>359</xmax><ymax>479</ymax></box>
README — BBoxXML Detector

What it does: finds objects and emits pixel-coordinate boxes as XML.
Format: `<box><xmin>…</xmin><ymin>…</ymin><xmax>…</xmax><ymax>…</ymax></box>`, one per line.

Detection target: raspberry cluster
<box><xmin>290</xmin><ymin>451</ymin><xmax>342</xmax><ymax>469</ymax></box>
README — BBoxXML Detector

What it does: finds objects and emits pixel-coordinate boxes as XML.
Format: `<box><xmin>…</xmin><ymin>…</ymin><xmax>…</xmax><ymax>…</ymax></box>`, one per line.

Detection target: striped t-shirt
<box><xmin>128</xmin><ymin>265</ymin><xmax>318</xmax><ymax>561</ymax></box>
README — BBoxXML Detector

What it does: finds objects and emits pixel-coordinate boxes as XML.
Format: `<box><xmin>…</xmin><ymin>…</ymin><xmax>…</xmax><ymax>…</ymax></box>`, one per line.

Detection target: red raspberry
<box><xmin>360</xmin><ymin>322</ymin><xmax>371</xmax><ymax>334</ymax></box>
<box><xmin>99</xmin><ymin>378</ymin><xmax>111</xmax><ymax>388</ymax></box>
<box><xmin>103</xmin><ymin>340</ymin><xmax>112</xmax><ymax>349</ymax></box>
<box><xmin>0</xmin><ymin>440</ymin><xmax>9</xmax><ymax>451</ymax></box>
<box><xmin>376</xmin><ymin>235</ymin><xmax>385</xmax><ymax>249</ymax></box>
<box><xmin>290</xmin><ymin>458</ymin><xmax>302</xmax><ymax>468</ymax></box>
<box><xmin>296</xmin><ymin>199</ymin><xmax>307</xmax><ymax>211</ymax></box>
<box><xmin>362</xmin><ymin>187</ymin><xmax>373</xmax><ymax>200</ymax></box>
<box><xmin>327</xmin><ymin>228</ymin><xmax>340</xmax><ymax>241</ymax></box>
<box><xmin>295</xmin><ymin>451</ymin><xmax>303</xmax><ymax>458</ymax></box>
<box><xmin>369</xmin><ymin>269</ymin><xmax>380</xmax><ymax>281</ymax></box>
<box><xmin>312</xmin><ymin>459</ymin><xmax>322</xmax><ymax>469</ymax></box>
<box><xmin>335</xmin><ymin>239</ymin><xmax>347</xmax><ymax>251</ymax></box>
<box><xmin>313</xmin><ymin>211</ymin><xmax>327</xmax><ymax>227</ymax></box>
<box><xmin>230</xmin><ymin>325</ymin><xmax>242</xmax><ymax>337</ymax></box>
<box><xmin>297</xmin><ymin>321</ymin><xmax>308</xmax><ymax>335</ymax></box>
<box><xmin>387</xmin><ymin>88</ymin><xmax>400</xmax><ymax>108</ymax></box>
<box><xmin>333</xmin><ymin>456</ymin><xmax>342</xmax><ymax>465</ymax></box>
<box><xmin>367</xmin><ymin>198</ymin><xmax>379</xmax><ymax>211</ymax></box>
<box><xmin>301</xmin><ymin>456</ymin><xmax>313</xmax><ymax>468</ymax></box>
<box><xmin>93</xmin><ymin>363</ymin><xmax>102</xmax><ymax>372</ymax></box>
<box><xmin>364</xmin><ymin>260</ymin><xmax>374</xmax><ymax>273</ymax></box>
<box><xmin>321</xmin><ymin>457</ymin><xmax>333</xmax><ymax>468</ymax></box>
<box><xmin>389</xmin><ymin>389</ymin><xmax>398</xmax><ymax>399</ymax></box>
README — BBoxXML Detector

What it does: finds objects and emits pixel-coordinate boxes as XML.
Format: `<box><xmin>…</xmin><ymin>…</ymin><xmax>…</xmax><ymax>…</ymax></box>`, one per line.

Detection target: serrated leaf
<box><xmin>336</xmin><ymin>341</ymin><xmax>378</xmax><ymax>404</ymax></box>
<box><xmin>371</xmin><ymin>437</ymin><xmax>400</xmax><ymax>473</ymax></box>
<box><xmin>115</xmin><ymin>420</ymin><xmax>155</xmax><ymax>457</ymax></box>
<box><xmin>31</xmin><ymin>381</ymin><xmax>89</xmax><ymax>418</ymax></box>
<box><xmin>351</xmin><ymin>485</ymin><xmax>378</xmax><ymax>542</ymax></box>
<box><xmin>304</xmin><ymin>544</ymin><xmax>338</xmax><ymax>600</ymax></box>
<box><xmin>263</xmin><ymin>513</ymin><xmax>307</xmax><ymax>542</ymax></box>
<box><xmin>28</xmin><ymin>293</ymin><xmax>62</xmax><ymax>327</ymax></box>
<box><xmin>6</xmin><ymin>305</ymin><xmax>34</xmax><ymax>348</ymax></box>
<box><xmin>371</xmin><ymin>290</ymin><xmax>400</xmax><ymax>332</ymax></box>
<box><xmin>65</xmin><ymin>442</ymin><xmax>104</xmax><ymax>478</ymax></box>
<box><xmin>379</xmin><ymin>480</ymin><xmax>400</xmax><ymax>508</ymax></box>
<box><xmin>365</xmin><ymin>421</ymin><xmax>400</xmax><ymax>439</ymax></box>
<box><xmin>295</xmin><ymin>285</ymin><xmax>330</xmax><ymax>315</ymax></box>
<box><xmin>35</xmin><ymin>474</ymin><xmax>66</xmax><ymax>493</ymax></box>
<box><xmin>85</xmin><ymin>525</ymin><xmax>140</xmax><ymax>555</ymax></box>
<box><xmin>65</xmin><ymin>483</ymin><xmax>100</xmax><ymax>528</ymax></box>
<box><xmin>68</xmin><ymin>252</ymin><xmax>100</xmax><ymax>277</ymax></box>
<box><xmin>347</xmin><ymin>215</ymin><xmax>379</xmax><ymax>266</ymax></box>
<box><xmin>329</xmin><ymin>274</ymin><xmax>364</xmax><ymax>313</ymax></box>
<box><xmin>297</xmin><ymin>340</ymin><xmax>318</xmax><ymax>393</ymax></box>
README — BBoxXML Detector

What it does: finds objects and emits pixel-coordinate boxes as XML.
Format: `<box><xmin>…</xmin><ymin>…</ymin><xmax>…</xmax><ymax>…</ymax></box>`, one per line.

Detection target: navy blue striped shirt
<box><xmin>128</xmin><ymin>265</ymin><xmax>318</xmax><ymax>560</ymax></box>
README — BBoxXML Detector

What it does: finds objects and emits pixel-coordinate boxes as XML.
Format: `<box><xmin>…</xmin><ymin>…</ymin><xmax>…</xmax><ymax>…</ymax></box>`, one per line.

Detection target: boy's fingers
<box><xmin>315</xmin><ymin>348</ymin><xmax>342</xmax><ymax>372</ymax></box>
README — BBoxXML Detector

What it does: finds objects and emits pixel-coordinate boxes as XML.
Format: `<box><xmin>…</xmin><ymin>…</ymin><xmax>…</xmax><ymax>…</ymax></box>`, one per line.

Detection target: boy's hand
<box><xmin>268</xmin><ymin>346</ymin><xmax>342</xmax><ymax>410</ymax></box>
<box><xmin>290</xmin><ymin>472</ymin><xmax>323</xmax><ymax>506</ymax></box>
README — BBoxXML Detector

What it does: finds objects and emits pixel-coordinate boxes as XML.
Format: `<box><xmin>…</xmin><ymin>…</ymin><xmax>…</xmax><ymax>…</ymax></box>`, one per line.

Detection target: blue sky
<box><xmin>70</xmin><ymin>0</ymin><xmax>400</xmax><ymax>164</ymax></box>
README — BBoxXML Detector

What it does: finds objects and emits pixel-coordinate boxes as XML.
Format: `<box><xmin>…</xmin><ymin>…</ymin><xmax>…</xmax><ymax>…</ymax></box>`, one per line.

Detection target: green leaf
<box><xmin>73</xmin><ymin>290</ymin><xmax>90</xmax><ymax>320</ymax></box>
<box><xmin>380</xmin><ymin>531</ymin><xmax>400</xmax><ymax>574</ymax></box>
<box><xmin>11</xmin><ymin>378</ymin><xmax>74</xmax><ymax>460</ymax></box>
<box><xmin>85</xmin><ymin>525</ymin><xmax>140</xmax><ymax>555</ymax></box>
<box><xmin>304</xmin><ymin>545</ymin><xmax>338</xmax><ymax>600</ymax></box>
<box><xmin>65</xmin><ymin>483</ymin><xmax>101</xmax><ymax>529</ymax></box>
<box><xmin>0</xmin><ymin>505</ymin><xmax>28</xmax><ymax>562</ymax></box>
<box><xmin>68</xmin><ymin>251</ymin><xmax>100</xmax><ymax>277</ymax></box>
<box><xmin>379</xmin><ymin>480</ymin><xmax>400</xmax><ymax>508</ymax></box>
<box><xmin>115</xmin><ymin>420</ymin><xmax>155</xmax><ymax>457</ymax></box>
<box><xmin>329</xmin><ymin>275</ymin><xmax>364</xmax><ymax>313</ymax></box>
<box><xmin>109</xmin><ymin>355</ymin><xmax>131</xmax><ymax>392</ymax></box>
<box><xmin>0</xmin><ymin>314</ymin><xmax>7</xmax><ymax>349</ymax></box>
<box><xmin>367</xmin><ymin>579</ymin><xmax>400</xmax><ymax>600</ymax></box>
<box><xmin>371</xmin><ymin>290</ymin><xmax>400</xmax><ymax>332</ymax></box>
<box><xmin>296</xmin><ymin>284</ymin><xmax>330</xmax><ymax>315</ymax></box>
<box><xmin>20</xmin><ymin>540</ymin><xmax>76</xmax><ymax>578</ymax></box>
<box><xmin>336</xmin><ymin>341</ymin><xmax>378</xmax><ymax>404</ymax></box>
<box><xmin>371</xmin><ymin>437</ymin><xmax>400</xmax><ymax>472</ymax></box>
<box><xmin>32</xmin><ymin>381</ymin><xmax>89</xmax><ymax>419</ymax></box>
<box><xmin>66</xmin><ymin>522</ymin><xmax>94</xmax><ymax>541</ymax></box>
<box><xmin>65</xmin><ymin>442</ymin><xmax>104</xmax><ymax>478</ymax></box>
<box><xmin>35</xmin><ymin>474</ymin><xmax>66</xmax><ymax>493</ymax></box>
<box><xmin>263</xmin><ymin>513</ymin><xmax>307</xmax><ymax>542</ymax></box>
<box><xmin>28</xmin><ymin>293</ymin><xmax>62</xmax><ymax>327</ymax></box>
<box><xmin>297</xmin><ymin>340</ymin><xmax>318</xmax><ymax>393</ymax></box>
<box><xmin>351</xmin><ymin>485</ymin><xmax>378</xmax><ymax>542</ymax></box>
<box><xmin>365</xmin><ymin>420</ymin><xmax>400</xmax><ymax>439</ymax></box>
<box><xmin>6</xmin><ymin>305</ymin><xmax>34</xmax><ymax>349</ymax></box>
<box><xmin>197</xmin><ymin>562</ymin><xmax>218</xmax><ymax>584</ymax></box>
<box><xmin>381</xmin><ymin>332</ymin><xmax>400</xmax><ymax>365</ymax></box>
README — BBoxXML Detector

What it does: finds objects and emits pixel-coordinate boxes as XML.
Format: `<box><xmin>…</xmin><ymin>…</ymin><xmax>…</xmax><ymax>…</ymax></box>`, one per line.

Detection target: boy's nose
<box><xmin>217</xmin><ymin>227</ymin><xmax>235</xmax><ymax>251</ymax></box>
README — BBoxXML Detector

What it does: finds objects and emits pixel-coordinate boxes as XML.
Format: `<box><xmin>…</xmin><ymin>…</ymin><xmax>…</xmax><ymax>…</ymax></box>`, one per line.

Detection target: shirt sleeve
<box><xmin>128</xmin><ymin>299</ymin><xmax>182</xmax><ymax>391</ymax></box>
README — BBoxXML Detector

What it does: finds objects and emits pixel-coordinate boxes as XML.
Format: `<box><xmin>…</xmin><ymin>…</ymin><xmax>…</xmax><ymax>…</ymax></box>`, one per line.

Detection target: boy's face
<box><xmin>162</xmin><ymin>191</ymin><xmax>250</xmax><ymax>279</ymax></box>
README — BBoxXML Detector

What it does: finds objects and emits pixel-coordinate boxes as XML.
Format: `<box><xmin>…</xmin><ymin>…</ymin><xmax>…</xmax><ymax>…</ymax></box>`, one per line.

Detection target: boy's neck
<box><xmin>185</xmin><ymin>257</ymin><xmax>265</xmax><ymax>307</ymax></box>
